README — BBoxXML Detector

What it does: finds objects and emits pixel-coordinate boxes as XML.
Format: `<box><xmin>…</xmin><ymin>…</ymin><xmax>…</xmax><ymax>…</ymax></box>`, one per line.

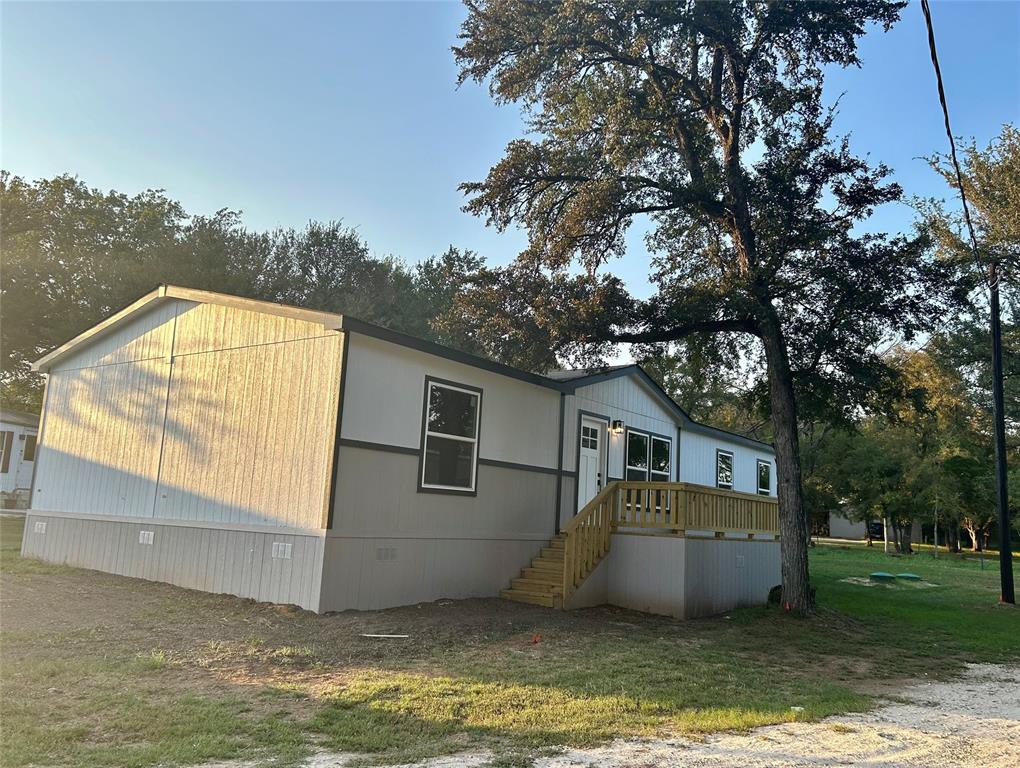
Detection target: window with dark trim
<box><xmin>22</xmin><ymin>435</ymin><xmax>36</xmax><ymax>462</ymax></box>
<box><xmin>626</xmin><ymin>430</ymin><xmax>672</xmax><ymax>483</ymax></box>
<box><xmin>716</xmin><ymin>449</ymin><xmax>734</xmax><ymax>489</ymax></box>
<box><xmin>625</xmin><ymin>430</ymin><xmax>649</xmax><ymax>481</ymax></box>
<box><xmin>757</xmin><ymin>459</ymin><xmax>771</xmax><ymax>495</ymax></box>
<box><xmin>650</xmin><ymin>436</ymin><xmax>671</xmax><ymax>483</ymax></box>
<box><xmin>420</xmin><ymin>379</ymin><xmax>481</xmax><ymax>492</ymax></box>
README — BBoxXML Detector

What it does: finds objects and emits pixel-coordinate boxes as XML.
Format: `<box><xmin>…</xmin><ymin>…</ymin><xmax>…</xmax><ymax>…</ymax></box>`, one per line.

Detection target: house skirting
<box><xmin>319</xmin><ymin>536</ymin><xmax>546</xmax><ymax>612</ymax></box>
<box><xmin>566</xmin><ymin>532</ymin><xmax>781</xmax><ymax>619</ymax></box>
<box><xmin>20</xmin><ymin>512</ymin><xmax>326</xmax><ymax>611</ymax></box>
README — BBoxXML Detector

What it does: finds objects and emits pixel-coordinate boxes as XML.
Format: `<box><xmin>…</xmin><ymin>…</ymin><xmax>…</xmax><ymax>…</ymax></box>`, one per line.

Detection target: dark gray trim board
<box><xmin>337</xmin><ymin>438</ymin><xmax>570</xmax><ymax>478</ymax></box>
<box><xmin>554</xmin><ymin>392</ymin><xmax>565</xmax><ymax>535</ymax></box>
<box><xmin>325</xmin><ymin>332</ymin><xmax>351</xmax><ymax>530</ymax></box>
<box><xmin>341</xmin><ymin>317</ymin><xmax>561</xmax><ymax>391</ymax></box>
<box><xmin>339</xmin><ymin>438</ymin><xmax>418</xmax><ymax>456</ymax></box>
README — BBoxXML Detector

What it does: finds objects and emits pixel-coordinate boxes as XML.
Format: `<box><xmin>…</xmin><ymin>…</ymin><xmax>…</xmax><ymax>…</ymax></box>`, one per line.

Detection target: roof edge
<box><xmin>32</xmin><ymin>285</ymin><xmax>344</xmax><ymax>372</ymax></box>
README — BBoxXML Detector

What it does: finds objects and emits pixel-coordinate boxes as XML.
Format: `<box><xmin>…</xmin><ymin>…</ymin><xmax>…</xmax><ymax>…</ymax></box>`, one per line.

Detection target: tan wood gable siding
<box><xmin>32</xmin><ymin>357</ymin><xmax>169</xmax><ymax>516</ymax></box>
<box><xmin>156</xmin><ymin>333</ymin><xmax>341</xmax><ymax>528</ymax></box>
<box><xmin>48</xmin><ymin>300</ymin><xmax>179</xmax><ymax>372</ymax></box>
<box><xmin>32</xmin><ymin>298</ymin><xmax>343</xmax><ymax>530</ymax></box>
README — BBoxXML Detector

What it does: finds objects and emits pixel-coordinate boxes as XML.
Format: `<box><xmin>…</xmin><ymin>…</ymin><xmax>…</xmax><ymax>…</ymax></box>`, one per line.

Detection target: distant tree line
<box><xmin>0</xmin><ymin>172</ymin><xmax>488</xmax><ymax>412</ymax></box>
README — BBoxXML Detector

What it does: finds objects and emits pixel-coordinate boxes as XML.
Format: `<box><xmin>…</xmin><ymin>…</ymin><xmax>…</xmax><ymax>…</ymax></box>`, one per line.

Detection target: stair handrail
<box><xmin>561</xmin><ymin>482</ymin><xmax>619</xmax><ymax>603</ymax></box>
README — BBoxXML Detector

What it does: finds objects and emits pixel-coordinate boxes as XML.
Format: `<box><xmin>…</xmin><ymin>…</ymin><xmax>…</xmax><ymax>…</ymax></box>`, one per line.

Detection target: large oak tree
<box><xmin>454</xmin><ymin>0</ymin><xmax>961</xmax><ymax>610</ymax></box>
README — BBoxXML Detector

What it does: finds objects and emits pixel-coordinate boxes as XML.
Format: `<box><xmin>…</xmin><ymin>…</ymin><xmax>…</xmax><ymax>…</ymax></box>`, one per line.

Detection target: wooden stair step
<box><xmin>511</xmin><ymin>577</ymin><xmax>563</xmax><ymax>594</ymax></box>
<box><xmin>530</xmin><ymin>557</ymin><xmax>565</xmax><ymax>571</ymax></box>
<box><xmin>500</xmin><ymin>588</ymin><xmax>562</xmax><ymax>609</ymax></box>
<box><xmin>522</xmin><ymin>567</ymin><xmax>562</xmax><ymax>583</ymax></box>
<box><xmin>540</xmin><ymin>547</ymin><xmax>564</xmax><ymax>559</ymax></box>
<box><xmin>548</xmin><ymin>538</ymin><xmax>565</xmax><ymax>549</ymax></box>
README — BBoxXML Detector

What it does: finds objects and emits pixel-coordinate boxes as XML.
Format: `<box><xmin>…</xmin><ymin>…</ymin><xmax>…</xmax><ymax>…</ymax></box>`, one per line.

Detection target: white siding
<box><xmin>678</xmin><ymin>429</ymin><xmax>776</xmax><ymax>496</ymax></box>
<box><xmin>567</xmin><ymin>376</ymin><xmax>679</xmax><ymax>481</ymax></box>
<box><xmin>340</xmin><ymin>334</ymin><xmax>561</xmax><ymax>469</ymax></box>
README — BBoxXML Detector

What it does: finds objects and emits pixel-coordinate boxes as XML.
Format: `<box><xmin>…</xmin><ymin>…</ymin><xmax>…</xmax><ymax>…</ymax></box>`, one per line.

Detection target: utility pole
<box><xmin>989</xmin><ymin>261</ymin><xmax>1015</xmax><ymax>603</ymax></box>
<box><xmin>921</xmin><ymin>0</ymin><xmax>1014</xmax><ymax>603</ymax></box>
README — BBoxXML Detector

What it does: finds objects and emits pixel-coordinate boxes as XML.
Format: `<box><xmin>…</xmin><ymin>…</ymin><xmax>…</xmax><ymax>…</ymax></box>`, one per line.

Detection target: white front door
<box><xmin>577</xmin><ymin>417</ymin><xmax>605</xmax><ymax>511</ymax></box>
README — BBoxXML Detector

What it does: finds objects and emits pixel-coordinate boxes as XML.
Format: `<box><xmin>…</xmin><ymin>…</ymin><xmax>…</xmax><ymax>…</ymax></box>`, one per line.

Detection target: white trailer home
<box><xmin>22</xmin><ymin>286</ymin><xmax>780</xmax><ymax>618</ymax></box>
<box><xmin>1</xmin><ymin>410</ymin><xmax>39</xmax><ymax>509</ymax></box>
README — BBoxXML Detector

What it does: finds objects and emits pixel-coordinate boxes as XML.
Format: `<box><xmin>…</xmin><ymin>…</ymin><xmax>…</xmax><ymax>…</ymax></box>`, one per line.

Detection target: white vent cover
<box><xmin>376</xmin><ymin>546</ymin><xmax>397</xmax><ymax>562</ymax></box>
<box><xmin>735</xmin><ymin>554</ymin><xmax>745</xmax><ymax>569</ymax></box>
<box><xmin>271</xmin><ymin>542</ymin><xmax>292</xmax><ymax>559</ymax></box>
<box><xmin>33</xmin><ymin>520</ymin><xmax>47</xmax><ymax>534</ymax></box>
<box><xmin>138</xmin><ymin>530</ymin><xmax>154</xmax><ymax>545</ymax></box>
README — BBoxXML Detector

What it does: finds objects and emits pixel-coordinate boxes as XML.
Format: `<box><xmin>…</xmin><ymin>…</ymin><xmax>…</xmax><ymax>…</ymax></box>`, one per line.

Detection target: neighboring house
<box><xmin>828</xmin><ymin>512</ymin><xmax>867</xmax><ymax>540</ymax></box>
<box><xmin>1</xmin><ymin>410</ymin><xmax>39</xmax><ymax>509</ymax></box>
<box><xmin>22</xmin><ymin>286</ymin><xmax>780</xmax><ymax>618</ymax></box>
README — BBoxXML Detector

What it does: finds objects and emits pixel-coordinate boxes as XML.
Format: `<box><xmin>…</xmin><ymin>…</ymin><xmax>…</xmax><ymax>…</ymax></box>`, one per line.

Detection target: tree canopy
<box><xmin>453</xmin><ymin>0</ymin><xmax>964</xmax><ymax>610</ymax></box>
<box><xmin>0</xmin><ymin>172</ymin><xmax>484</xmax><ymax>412</ymax></box>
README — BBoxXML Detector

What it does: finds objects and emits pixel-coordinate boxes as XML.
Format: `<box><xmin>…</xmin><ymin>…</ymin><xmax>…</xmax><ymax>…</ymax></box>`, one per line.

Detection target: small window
<box><xmin>420</xmin><ymin>379</ymin><xmax>481</xmax><ymax>492</ymax></box>
<box><xmin>650</xmin><ymin>436</ymin><xmax>671</xmax><ymax>482</ymax></box>
<box><xmin>581</xmin><ymin>425</ymin><xmax>599</xmax><ymax>450</ymax></box>
<box><xmin>716</xmin><ymin>450</ymin><xmax>734</xmax><ymax>489</ymax></box>
<box><xmin>22</xmin><ymin>435</ymin><xmax>36</xmax><ymax>462</ymax></box>
<box><xmin>625</xmin><ymin>430</ymin><xmax>649</xmax><ymax>481</ymax></box>
<box><xmin>757</xmin><ymin>459</ymin><xmax>771</xmax><ymax>495</ymax></box>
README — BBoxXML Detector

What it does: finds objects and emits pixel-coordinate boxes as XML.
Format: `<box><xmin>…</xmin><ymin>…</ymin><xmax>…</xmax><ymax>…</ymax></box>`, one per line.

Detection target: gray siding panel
<box><xmin>320</xmin><ymin>536</ymin><xmax>542</xmax><ymax>612</ymax></box>
<box><xmin>331</xmin><ymin>447</ymin><xmax>556</xmax><ymax>540</ymax></box>
<box><xmin>20</xmin><ymin>512</ymin><xmax>325</xmax><ymax>611</ymax></box>
<box><xmin>683</xmin><ymin>538</ymin><xmax>780</xmax><ymax>618</ymax></box>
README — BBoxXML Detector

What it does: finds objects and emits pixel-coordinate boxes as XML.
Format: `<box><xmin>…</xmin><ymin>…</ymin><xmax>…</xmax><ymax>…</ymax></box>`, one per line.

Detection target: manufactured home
<box><xmin>22</xmin><ymin>286</ymin><xmax>780</xmax><ymax>618</ymax></box>
<box><xmin>1</xmin><ymin>410</ymin><xmax>39</xmax><ymax>509</ymax></box>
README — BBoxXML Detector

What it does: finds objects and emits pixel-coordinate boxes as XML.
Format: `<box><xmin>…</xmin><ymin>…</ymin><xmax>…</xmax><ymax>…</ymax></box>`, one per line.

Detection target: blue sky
<box><xmin>3</xmin><ymin>1</ymin><xmax>1018</xmax><ymax>298</ymax></box>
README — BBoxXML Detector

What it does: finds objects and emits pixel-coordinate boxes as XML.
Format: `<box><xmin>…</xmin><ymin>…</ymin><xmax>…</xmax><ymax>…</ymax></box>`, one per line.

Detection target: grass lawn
<box><xmin>2</xmin><ymin>514</ymin><xmax>1017</xmax><ymax>767</ymax></box>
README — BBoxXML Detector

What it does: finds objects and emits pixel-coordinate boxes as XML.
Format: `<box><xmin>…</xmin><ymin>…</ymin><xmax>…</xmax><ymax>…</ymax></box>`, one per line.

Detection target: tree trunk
<box><xmin>901</xmin><ymin>521</ymin><xmax>913</xmax><ymax>554</ymax></box>
<box><xmin>967</xmin><ymin>526</ymin><xmax>981</xmax><ymax>552</ymax></box>
<box><xmin>760</xmin><ymin>313</ymin><xmax>814</xmax><ymax>613</ymax></box>
<box><xmin>946</xmin><ymin>525</ymin><xmax>960</xmax><ymax>553</ymax></box>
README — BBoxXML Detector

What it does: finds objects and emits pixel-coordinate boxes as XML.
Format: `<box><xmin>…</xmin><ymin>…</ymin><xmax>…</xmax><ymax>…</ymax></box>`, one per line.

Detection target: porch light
<box><xmin>611</xmin><ymin>419</ymin><xmax>625</xmax><ymax>433</ymax></box>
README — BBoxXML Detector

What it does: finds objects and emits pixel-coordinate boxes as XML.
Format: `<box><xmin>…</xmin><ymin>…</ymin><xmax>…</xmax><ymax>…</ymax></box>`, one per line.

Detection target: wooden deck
<box><xmin>501</xmin><ymin>481</ymin><xmax>780</xmax><ymax>609</ymax></box>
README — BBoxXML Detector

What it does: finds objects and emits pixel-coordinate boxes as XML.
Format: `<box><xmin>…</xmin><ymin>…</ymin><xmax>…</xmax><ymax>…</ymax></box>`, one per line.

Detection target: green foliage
<box><xmin>0</xmin><ymin>173</ymin><xmax>485</xmax><ymax>411</ymax></box>
<box><xmin>451</xmin><ymin>0</ymin><xmax>961</xmax><ymax>418</ymax></box>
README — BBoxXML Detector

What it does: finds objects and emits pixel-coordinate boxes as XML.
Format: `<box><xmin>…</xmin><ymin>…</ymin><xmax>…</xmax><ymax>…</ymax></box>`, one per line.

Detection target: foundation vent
<box><xmin>138</xmin><ymin>530</ymin><xmax>154</xmax><ymax>545</ymax></box>
<box><xmin>33</xmin><ymin>520</ymin><xmax>47</xmax><ymax>534</ymax></box>
<box><xmin>271</xmin><ymin>542</ymin><xmax>293</xmax><ymax>559</ymax></box>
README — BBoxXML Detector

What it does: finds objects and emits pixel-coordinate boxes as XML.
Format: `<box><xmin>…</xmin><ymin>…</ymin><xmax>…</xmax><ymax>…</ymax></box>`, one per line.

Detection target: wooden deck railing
<box><xmin>561</xmin><ymin>481</ymin><xmax>779</xmax><ymax>602</ymax></box>
<box><xmin>561</xmin><ymin>483</ymin><xmax>615</xmax><ymax>603</ymax></box>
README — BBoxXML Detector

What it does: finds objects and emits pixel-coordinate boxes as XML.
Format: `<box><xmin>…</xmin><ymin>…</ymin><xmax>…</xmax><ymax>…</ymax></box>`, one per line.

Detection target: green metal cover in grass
<box><xmin>869</xmin><ymin>572</ymin><xmax>897</xmax><ymax>581</ymax></box>
<box><xmin>897</xmin><ymin>573</ymin><xmax>922</xmax><ymax>581</ymax></box>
